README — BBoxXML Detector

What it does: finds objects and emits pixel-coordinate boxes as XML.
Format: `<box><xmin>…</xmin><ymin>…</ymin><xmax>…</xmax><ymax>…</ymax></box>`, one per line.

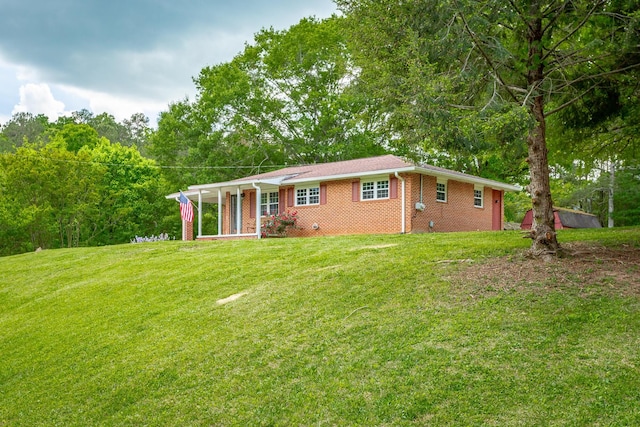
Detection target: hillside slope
<box><xmin>1</xmin><ymin>229</ymin><xmax>639</xmax><ymax>426</ymax></box>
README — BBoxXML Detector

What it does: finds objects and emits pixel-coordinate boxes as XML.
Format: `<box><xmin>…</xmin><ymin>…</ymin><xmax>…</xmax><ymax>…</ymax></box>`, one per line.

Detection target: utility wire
<box><xmin>8</xmin><ymin>149</ymin><xmax>292</xmax><ymax>170</ymax></box>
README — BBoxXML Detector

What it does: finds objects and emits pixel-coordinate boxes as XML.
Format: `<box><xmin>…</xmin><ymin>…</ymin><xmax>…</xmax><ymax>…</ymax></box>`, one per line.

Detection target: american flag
<box><xmin>179</xmin><ymin>191</ymin><xmax>194</xmax><ymax>222</ymax></box>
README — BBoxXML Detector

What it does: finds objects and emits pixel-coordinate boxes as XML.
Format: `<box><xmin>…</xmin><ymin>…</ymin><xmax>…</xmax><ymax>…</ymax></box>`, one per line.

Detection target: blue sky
<box><xmin>0</xmin><ymin>0</ymin><xmax>337</xmax><ymax>126</ymax></box>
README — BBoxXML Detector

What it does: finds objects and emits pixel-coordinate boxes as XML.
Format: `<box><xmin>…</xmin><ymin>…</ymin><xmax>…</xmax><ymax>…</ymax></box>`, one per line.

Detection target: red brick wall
<box><xmin>228</xmin><ymin>172</ymin><xmax>503</xmax><ymax>237</ymax></box>
<box><xmin>183</xmin><ymin>219</ymin><xmax>194</xmax><ymax>240</ymax></box>
<box><xmin>288</xmin><ymin>177</ymin><xmax>404</xmax><ymax>237</ymax></box>
<box><xmin>409</xmin><ymin>174</ymin><xmax>500</xmax><ymax>232</ymax></box>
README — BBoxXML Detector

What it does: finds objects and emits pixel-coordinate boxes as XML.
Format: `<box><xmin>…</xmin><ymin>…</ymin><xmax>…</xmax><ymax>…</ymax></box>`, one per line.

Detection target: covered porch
<box><xmin>166</xmin><ymin>177</ymin><xmax>288</xmax><ymax>240</ymax></box>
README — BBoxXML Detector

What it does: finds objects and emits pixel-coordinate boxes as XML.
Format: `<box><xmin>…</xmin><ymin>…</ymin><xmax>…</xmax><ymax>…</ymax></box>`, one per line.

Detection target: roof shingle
<box><xmin>230</xmin><ymin>154</ymin><xmax>413</xmax><ymax>183</ymax></box>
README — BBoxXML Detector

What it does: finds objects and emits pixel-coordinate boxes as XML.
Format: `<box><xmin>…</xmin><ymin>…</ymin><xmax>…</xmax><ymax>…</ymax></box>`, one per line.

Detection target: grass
<box><xmin>1</xmin><ymin>228</ymin><xmax>639</xmax><ymax>426</ymax></box>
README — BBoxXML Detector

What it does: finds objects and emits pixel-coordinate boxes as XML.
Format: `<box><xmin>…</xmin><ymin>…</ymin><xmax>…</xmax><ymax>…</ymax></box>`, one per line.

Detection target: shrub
<box><xmin>130</xmin><ymin>233</ymin><xmax>173</xmax><ymax>243</ymax></box>
<box><xmin>261</xmin><ymin>211</ymin><xmax>298</xmax><ymax>237</ymax></box>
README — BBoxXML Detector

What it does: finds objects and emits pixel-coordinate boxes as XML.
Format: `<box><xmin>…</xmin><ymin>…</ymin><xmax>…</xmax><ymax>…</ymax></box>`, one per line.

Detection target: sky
<box><xmin>0</xmin><ymin>0</ymin><xmax>337</xmax><ymax>127</ymax></box>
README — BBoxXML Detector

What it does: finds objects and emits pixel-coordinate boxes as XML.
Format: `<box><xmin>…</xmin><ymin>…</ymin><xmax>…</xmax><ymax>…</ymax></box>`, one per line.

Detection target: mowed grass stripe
<box><xmin>1</xmin><ymin>228</ymin><xmax>639</xmax><ymax>425</ymax></box>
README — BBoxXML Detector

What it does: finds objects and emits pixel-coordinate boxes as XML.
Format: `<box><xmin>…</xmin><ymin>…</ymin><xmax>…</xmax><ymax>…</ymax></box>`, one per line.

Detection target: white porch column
<box><xmin>395</xmin><ymin>172</ymin><xmax>406</xmax><ymax>234</ymax></box>
<box><xmin>218</xmin><ymin>189</ymin><xmax>223</xmax><ymax>236</ymax></box>
<box><xmin>236</xmin><ymin>187</ymin><xmax>242</xmax><ymax>235</ymax></box>
<box><xmin>252</xmin><ymin>182</ymin><xmax>262</xmax><ymax>239</ymax></box>
<box><xmin>197</xmin><ymin>190</ymin><xmax>202</xmax><ymax>238</ymax></box>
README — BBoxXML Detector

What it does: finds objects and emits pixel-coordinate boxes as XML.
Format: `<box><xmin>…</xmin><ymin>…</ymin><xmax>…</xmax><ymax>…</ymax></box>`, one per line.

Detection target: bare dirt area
<box><xmin>450</xmin><ymin>242</ymin><xmax>640</xmax><ymax>298</ymax></box>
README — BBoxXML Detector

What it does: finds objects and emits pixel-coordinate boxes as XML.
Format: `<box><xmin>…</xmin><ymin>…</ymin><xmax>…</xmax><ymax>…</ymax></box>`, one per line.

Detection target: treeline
<box><xmin>0</xmin><ymin>112</ymin><xmax>174</xmax><ymax>255</ymax></box>
<box><xmin>1</xmin><ymin>9</ymin><xmax>639</xmax><ymax>256</ymax></box>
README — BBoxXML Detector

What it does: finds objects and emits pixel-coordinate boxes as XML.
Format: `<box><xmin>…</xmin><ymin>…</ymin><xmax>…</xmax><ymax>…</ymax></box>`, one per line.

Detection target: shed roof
<box><xmin>555</xmin><ymin>208</ymin><xmax>602</xmax><ymax>229</ymax></box>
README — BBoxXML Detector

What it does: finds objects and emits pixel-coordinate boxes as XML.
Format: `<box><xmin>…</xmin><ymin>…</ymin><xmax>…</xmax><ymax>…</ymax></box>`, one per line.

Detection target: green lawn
<box><xmin>1</xmin><ymin>228</ymin><xmax>639</xmax><ymax>426</ymax></box>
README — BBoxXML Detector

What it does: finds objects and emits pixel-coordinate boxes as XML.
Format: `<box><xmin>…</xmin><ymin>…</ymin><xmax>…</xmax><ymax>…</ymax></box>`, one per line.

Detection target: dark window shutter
<box><xmin>287</xmin><ymin>188</ymin><xmax>294</xmax><ymax>207</ymax></box>
<box><xmin>352</xmin><ymin>181</ymin><xmax>360</xmax><ymax>202</ymax></box>
<box><xmin>279</xmin><ymin>189</ymin><xmax>286</xmax><ymax>213</ymax></box>
<box><xmin>320</xmin><ymin>184</ymin><xmax>327</xmax><ymax>205</ymax></box>
<box><xmin>390</xmin><ymin>176</ymin><xmax>398</xmax><ymax>199</ymax></box>
<box><xmin>249</xmin><ymin>192</ymin><xmax>256</xmax><ymax>218</ymax></box>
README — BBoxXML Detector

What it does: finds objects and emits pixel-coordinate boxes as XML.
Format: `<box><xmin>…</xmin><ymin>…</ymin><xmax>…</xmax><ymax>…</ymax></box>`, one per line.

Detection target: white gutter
<box><xmin>413</xmin><ymin>166</ymin><xmax>520</xmax><ymax>192</ymax></box>
<box><xmin>395</xmin><ymin>172</ymin><xmax>406</xmax><ymax>234</ymax></box>
<box><xmin>183</xmin><ymin>166</ymin><xmax>519</xmax><ymax>194</ymax></box>
<box><xmin>252</xmin><ymin>182</ymin><xmax>262</xmax><ymax>239</ymax></box>
<box><xmin>189</xmin><ymin>175</ymin><xmax>294</xmax><ymax>191</ymax></box>
<box><xmin>281</xmin><ymin>167</ymin><xmax>416</xmax><ymax>185</ymax></box>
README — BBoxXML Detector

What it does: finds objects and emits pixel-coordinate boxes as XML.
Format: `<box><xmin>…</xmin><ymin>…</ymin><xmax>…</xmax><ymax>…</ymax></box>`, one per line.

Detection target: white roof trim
<box><xmin>414</xmin><ymin>166</ymin><xmax>520</xmax><ymax>192</ymax></box>
<box><xmin>168</xmin><ymin>163</ymin><xmax>520</xmax><ymax>200</ymax></box>
<box><xmin>165</xmin><ymin>189</ymin><xmax>210</xmax><ymax>200</ymax></box>
<box><xmin>283</xmin><ymin>167</ymin><xmax>416</xmax><ymax>184</ymax></box>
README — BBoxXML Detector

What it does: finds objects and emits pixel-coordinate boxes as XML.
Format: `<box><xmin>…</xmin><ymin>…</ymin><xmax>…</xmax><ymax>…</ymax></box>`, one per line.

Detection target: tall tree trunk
<box><xmin>608</xmin><ymin>160</ymin><xmax>615</xmax><ymax>228</ymax></box>
<box><xmin>526</xmin><ymin>4</ymin><xmax>560</xmax><ymax>256</ymax></box>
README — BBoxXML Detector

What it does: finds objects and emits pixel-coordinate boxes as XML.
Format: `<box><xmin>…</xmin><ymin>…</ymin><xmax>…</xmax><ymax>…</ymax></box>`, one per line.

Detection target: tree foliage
<box><xmin>0</xmin><ymin>144</ymin><xmax>101</xmax><ymax>253</ymax></box>
<box><xmin>0</xmin><ymin>114</ymin><xmax>170</xmax><ymax>256</ymax></box>
<box><xmin>149</xmin><ymin>16</ymin><xmax>387</xmax><ymax>191</ymax></box>
<box><xmin>0</xmin><ymin>112</ymin><xmax>50</xmax><ymax>153</ymax></box>
<box><xmin>337</xmin><ymin>0</ymin><xmax>640</xmax><ymax>255</ymax></box>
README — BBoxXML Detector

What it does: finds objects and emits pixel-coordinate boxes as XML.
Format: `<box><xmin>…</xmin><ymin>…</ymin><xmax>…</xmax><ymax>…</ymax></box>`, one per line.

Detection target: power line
<box><xmin>8</xmin><ymin>149</ymin><xmax>291</xmax><ymax>170</ymax></box>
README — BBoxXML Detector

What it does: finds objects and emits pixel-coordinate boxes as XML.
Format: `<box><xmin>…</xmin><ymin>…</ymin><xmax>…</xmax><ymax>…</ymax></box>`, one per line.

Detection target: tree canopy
<box><xmin>0</xmin><ymin>113</ymin><xmax>169</xmax><ymax>256</ymax></box>
<box><xmin>337</xmin><ymin>0</ymin><xmax>640</xmax><ymax>255</ymax></box>
<box><xmin>149</xmin><ymin>15</ymin><xmax>387</xmax><ymax>191</ymax></box>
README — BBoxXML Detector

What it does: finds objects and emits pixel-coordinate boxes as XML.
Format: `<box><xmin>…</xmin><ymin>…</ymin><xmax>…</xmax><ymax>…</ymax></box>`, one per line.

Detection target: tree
<box><xmin>62</xmin><ymin>110</ymin><xmax>152</xmax><ymax>150</ymax></box>
<box><xmin>0</xmin><ymin>144</ymin><xmax>102</xmax><ymax>253</ymax></box>
<box><xmin>0</xmin><ymin>112</ymin><xmax>50</xmax><ymax>152</ymax></box>
<box><xmin>122</xmin><ymin>113</ymin><xmax>152</xmax><ymax>154</ymax></box>
<box><xmin>149</xmin><ymin>15</ymin><xmax>387</xmax><ymax>191</ymax></box>
<box><xmin>49</xmin><ymin>122</ymin><xmax>101</xmax><ymax>152</ymax></box>
<box><xmin>89</xmin><ymin>112</ymin><xmax>130</xmax><ymax>146</ymax></box>
<box><xmin>337</xmin><ymin>0</ymin><xmax>640</xmax><ymax>256</ymax></box>
<box><xmin>86</xmin><ymin>141</ymin><xmax>166</xmax><ymax>245</ymax></box>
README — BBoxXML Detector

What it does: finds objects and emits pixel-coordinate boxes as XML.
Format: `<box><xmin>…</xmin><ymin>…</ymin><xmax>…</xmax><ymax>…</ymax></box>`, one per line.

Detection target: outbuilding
<box><xmin>521</xmin><ymin>207</ymin><xmax>602</xmax><ymax>230</ymax></box>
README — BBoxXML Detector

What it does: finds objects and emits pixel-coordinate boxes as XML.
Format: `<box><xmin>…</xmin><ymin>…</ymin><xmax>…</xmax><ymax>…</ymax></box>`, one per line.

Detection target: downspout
<box><xmin>252</xmin><ymin>182</ymin><xmax>262</xmax><ymax>239</ymax></box>
<box><xmin>395</xmin><ymin>172</ymin><xmax>406</xmax><ymax>234</ymax></box>
<box><xmin>198</xmin><ymin>190</ymin><xmax>203</xmax><ymax>238</ymax></box>
<box><xmin>217</xmin><ymin>189</ymin><xmax>222</xmax><ymax>236</ymax></box>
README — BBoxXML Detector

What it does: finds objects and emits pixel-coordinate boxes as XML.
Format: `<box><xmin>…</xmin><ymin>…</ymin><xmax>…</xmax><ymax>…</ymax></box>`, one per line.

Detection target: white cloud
<box><xmin>60</xmin><ymin>85</ymin><xmax>167</xmax><ymax>123</ymax></box>
<box><xmin>12</xmin><ymin>83</ymin><xmax>69</xmax><ymax>120</ymax></box>
<box><xmin>14</xmin><ymin>63</ymin><xmax>40</xmax><ymax>82</ymax></box>
<box><xmin>0</xmin><ymin>114</ymin><xmax>10</xmax><ymax>126</ymax></box>
<box><xmin>0</xmin><ymin>1</ymin><xmax>338</xmax><ymax>126</ymax></box>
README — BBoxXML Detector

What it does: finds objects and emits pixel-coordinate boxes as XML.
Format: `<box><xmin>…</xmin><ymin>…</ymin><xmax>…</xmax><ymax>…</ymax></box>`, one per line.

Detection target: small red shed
<box><xmin>521</xmin><ymin>207</ymin><xmax>602</xmax><ymax>230</ymax></box>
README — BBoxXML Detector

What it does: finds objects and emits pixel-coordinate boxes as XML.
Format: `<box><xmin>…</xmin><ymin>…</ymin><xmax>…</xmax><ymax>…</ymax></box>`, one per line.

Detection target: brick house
<box><xmin>168</xmin><ymin>155</ymin><xmax>520</xmax><ymax>240</ymax></box>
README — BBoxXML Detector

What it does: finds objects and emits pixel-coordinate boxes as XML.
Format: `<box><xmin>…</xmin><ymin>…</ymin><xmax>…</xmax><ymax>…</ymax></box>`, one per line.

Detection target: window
<box><xmin>436</xmin><ymin>181</ymin><xmax>447</xmax><ymax>202</ymax></box>
<box><xmin>296</xmin><ymin>187</ymin><xmax>320</xmax><ymax>206</ymax></box>
<box><xmin>361</xmin><ymin>179</ymin><xmax>389</xmax><ymax>200</ymax></box>
<box><xmin>260</xmin><ymin>191</ymin><xmax>279</xmax><ymax>216</ymax></box>
<box><xmin>474</xmin><ymin>188</ymin><xmax>483</xmax><ymax>208</ymax></box>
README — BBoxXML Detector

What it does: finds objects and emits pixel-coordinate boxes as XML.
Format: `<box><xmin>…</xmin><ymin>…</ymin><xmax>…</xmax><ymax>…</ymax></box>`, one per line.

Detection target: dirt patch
<box><xmin>217</xmin><ymin>292</ymin><xmax>248</xmax><ymax>305</ymax></box>
<box><xmin>449</xmin><ymin>242</ymin><xmax>640</xmax><ymax>298</ymax></box>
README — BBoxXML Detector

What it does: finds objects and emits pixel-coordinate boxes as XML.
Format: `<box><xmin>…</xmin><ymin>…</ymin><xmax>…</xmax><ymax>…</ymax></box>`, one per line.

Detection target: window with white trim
<box><xmin>474</xmin><ymin>188</ymin><xmax>483</xmax><ymax>208</ymax></box>
<box><xmin>361</xmin><ymin>179</ymin><xmax>389</xmax><ymax>200</ymax></box>
<box><xmin>260</xmin><ymin>191</ymin><xmax>279</xmax><ymax>216</ymax></box>
<box><xmin>436</xmin><ymin>181</ymin><xmax>447</xmax><ymax>202</ymax></box>
<box><xmin>296</xmin><ymin>186</ymin><xmax>320</xmax><ymax>206</ymax></box>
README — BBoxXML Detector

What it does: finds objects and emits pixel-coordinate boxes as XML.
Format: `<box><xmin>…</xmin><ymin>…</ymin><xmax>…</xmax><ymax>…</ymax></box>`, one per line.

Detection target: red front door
<box><xmin>492</xmin><ymin>190</ymin><xmax>502</xmax><ymax>230</ymax></box>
